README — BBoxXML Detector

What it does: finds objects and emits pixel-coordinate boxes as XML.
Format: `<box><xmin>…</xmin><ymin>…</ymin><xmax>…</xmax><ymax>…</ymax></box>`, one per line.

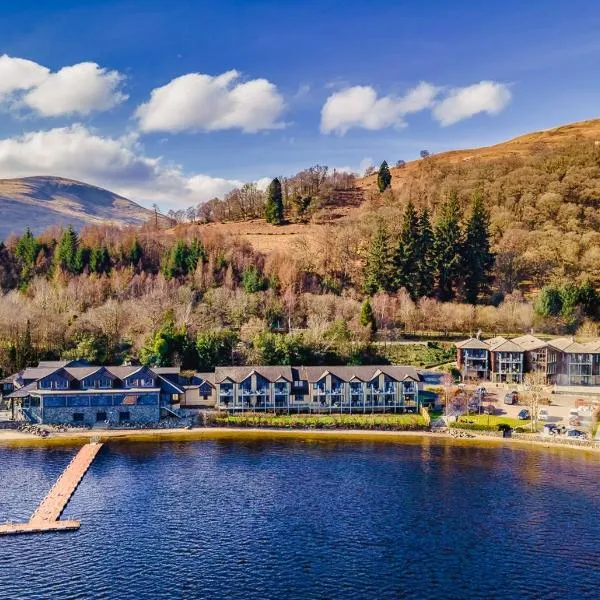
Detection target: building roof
<box><xmin>214</xmin><ymin>366</ymin><xmax>294</xmax><ymax>383</ymax></box>
<box><xmin>583</xmin><ymin>340</ymin><xmax>600</xmax><ymax>352</ymax></box>
<box><xmin>486</xmin><ymin>337</ymin><xmax>524</xmax><ymax>352</ymax></box>
<box><xmin>547</xmin><ymin>337</ymin><xmax>599</xmax><ymax>353</ymax></box>
<box><xmin>152</xmin><ymin>367</ymin><xmax>182</xmax><ymax>375</ymax></box>
<box><xmin>299</xmin><ymin>365</ymin><xmax>420</xmax><ymax>383</ymax></box>
<box><xmin>455</xmin><ymin>337</ymin><xmax>489</xmax><ymax>350</ymax></box>
<box><xmin>511</xmin><ymin>334</ymin><xmax>548</xmax><ymax>351</ymax></box>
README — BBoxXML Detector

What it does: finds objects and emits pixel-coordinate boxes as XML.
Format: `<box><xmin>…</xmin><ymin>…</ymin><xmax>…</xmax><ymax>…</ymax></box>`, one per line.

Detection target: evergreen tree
<box><xmin>360</xmin><ymin>299</ymin><xmax>377</xmax><ymax>335</ymax></box>
<box><xmin>196</xmin><ymin>329</ymin><xmax>238</xmax><ymax>370</ymax></box>
<box><xmin>14</xmin><ymin>228</ymin><xmax>41</xmax><ymax>285</ymax></box>
<box><xmin>89</xmin><ymin>245</ymin><xmax>111</xmax><ymax>274</ymax></box>
<box><xmin>163</xmin><ymin>241</ymin><xmax>190</xmax><ymax>279</ymax></box>
<box><xmin>461</xmin><ymin>189</ymin><xmax>494</xmax><ymax>303</ymax></box>
<box><xmin>128</xmin><ymin>238</ymin><xmax>143</xmax><ymax>266</ymax></box>
<box><xmin>534</xmin><ymin>286</ymin><xmax>563</xmax><ymax>317</ymax></box>
<box><xmin>55</xmin><ymin>225</ymin><xmax>81</xmax><ymax>274</ymax></box>
<box><xmin>187</xmin><ymin>239</ymin><xmax>206</xmax><ymax>273</ymax></box>
<box><xmin>414</xmin><ymin>208</ymin><xmax>435</xmax><ymax>298</ymax></box>
<box><xmin>577</xmin><ymin>280</ymin><xmax>599</xmax><ymax>319</ymax></box>
<box><xmin>393</xmin><ymin>200</ymin><xmax>419</xmax><ymax>297</ymax></box>
<box><xmin>433</xmin><ymin>193</ymin><xmax>463</xmax><ymax>301</ymax></box>
<box><xmin>363</xmin><ymin>219</ymin><xmax>394</xmax><ymax>295</ymax></box>
<box><xmin>377</xmin><ymin>161</ymin><xmax>392</xmax><ymax>192</ymax></box>
<box><xmin>265</xmin><ymin>178</ymin><xmax>284</xmax><ymax>225</ymax></box>
<box><xmin>140</xmin><ymin>309</ymin><xmax>196</xmax><ymax>368</ymax></box>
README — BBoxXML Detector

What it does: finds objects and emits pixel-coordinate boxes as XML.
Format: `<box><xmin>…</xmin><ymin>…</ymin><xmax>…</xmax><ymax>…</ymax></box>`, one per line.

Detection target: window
<box><xmin>119</xmin><ymin>411</ymin><xmax>130</xmax><ymax>423</ymax></box>
<box><xmin>40</xmin><ymin>379</ymin><xmax>51</xmax><ymax>389</ymax></box>
<box><xmin>73</xmin><ymin>413</ymin><xmax>84</xmax><ymax>423</ymax></box>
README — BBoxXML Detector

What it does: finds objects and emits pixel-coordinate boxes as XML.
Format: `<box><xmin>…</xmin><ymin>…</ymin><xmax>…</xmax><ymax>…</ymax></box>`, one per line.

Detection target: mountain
<box><xmin>0</xmin><ymin>176</ymin><xmax>157</xmax><ymax>241</ymax></box>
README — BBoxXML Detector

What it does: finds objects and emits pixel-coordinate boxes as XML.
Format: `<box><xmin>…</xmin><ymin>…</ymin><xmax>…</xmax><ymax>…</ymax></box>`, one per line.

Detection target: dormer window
<box><xmin>40</xmin><ymin>379</ymin><xmax>51</xmax><ymax>389</ymax></box>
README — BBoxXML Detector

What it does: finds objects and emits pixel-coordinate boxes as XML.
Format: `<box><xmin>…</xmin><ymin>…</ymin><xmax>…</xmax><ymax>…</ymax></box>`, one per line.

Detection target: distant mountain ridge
<box><xmin>0</xmin><ymin>176</ymin><xmax>157</xmax><ymax>241</ymax></box>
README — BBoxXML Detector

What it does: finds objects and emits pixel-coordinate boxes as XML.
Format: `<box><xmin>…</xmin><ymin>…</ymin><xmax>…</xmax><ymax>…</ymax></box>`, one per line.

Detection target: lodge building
<box><xmin>0</xmin><ymin>362</ymin><xmax>425</xmax><ymax>425</ymax></box>
<box><xmin>456</xmin><ymin>335</ymin><xmax>600</xmax><ymax>385</ymax></box>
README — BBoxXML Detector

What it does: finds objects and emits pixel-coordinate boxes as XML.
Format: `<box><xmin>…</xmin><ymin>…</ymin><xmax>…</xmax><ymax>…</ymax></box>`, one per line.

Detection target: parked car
<box><xmin>538</xmin><ymin>408</ymin><xmax>549</xmax><ymax>421</ymax></box>
<box><xmin>569</xmin><ymin>416</ymin><xmax>581</xmax><ymax>427</ymax></box>
<box><xmin>504</xmin><ymin>393</ymin><xmax>516</xmax><ymax>405</ymax></box>
<box><xmin>483</xmin><ymin>404</ymin><xmax>495</xmax><ymax>415</ymax></box>
<box><xmin>567</xmin><ymin>429</ymin><xmax>586</xmax><ymax>439</ymax></box>
<box><xmin>518</xmin><ymin>409</ymin><xmax>530</xmax><ymax>420</ymax></box>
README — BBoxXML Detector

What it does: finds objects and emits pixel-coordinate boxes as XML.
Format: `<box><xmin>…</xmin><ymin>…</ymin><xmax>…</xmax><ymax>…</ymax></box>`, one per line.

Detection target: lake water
<box><xmin>0</xmin><ymin>437</ymin><xmax>599</xmax><ymax>599</ymax></box>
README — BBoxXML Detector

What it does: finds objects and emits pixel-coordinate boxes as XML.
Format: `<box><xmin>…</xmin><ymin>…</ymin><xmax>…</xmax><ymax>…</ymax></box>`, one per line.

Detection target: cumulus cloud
<box><xmin>0</xmin><ymin>125</ymin><xmax>250</xmax><ymax>208</ymax></box>
<box><xmin>0</xmin><ymin>54</ymin><xmax>126</xmax><ymax>117</ymax></box>
<box><xmin>432</xmin><ymin>81</ymin><xmax>511</xmax><ymax>126</ymax></box>
<box><xmin>0</xmin><ymin>55</ymin><xmax>49</xmax><ymax>99</ymax></box>
<box><xmin>320</xmin><ymin>82</ymin><xmax>439</xmax><ymax>135</ymax></box>
<box><xmin>135</xmin><ymin>70</ymin><xmax>285</xmax><ymax>133</ymax></box>
<box><xmin>23</xmin><ymin>62</ymin><xmax>127</xmax><ymax>117</ymax></box>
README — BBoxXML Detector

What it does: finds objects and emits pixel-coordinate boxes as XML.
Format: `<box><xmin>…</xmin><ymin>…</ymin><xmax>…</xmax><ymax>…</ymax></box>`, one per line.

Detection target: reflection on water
<box><xmin>0</xmin><ymin>439</ymin><xmax>598</xmax><ymax>600</ymax></box>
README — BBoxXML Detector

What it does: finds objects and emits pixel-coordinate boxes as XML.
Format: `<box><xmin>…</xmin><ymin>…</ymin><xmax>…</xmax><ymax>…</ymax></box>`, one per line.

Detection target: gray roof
<box><xmin>511</xmin><ymin>334</ymin><xmax>548</xmax><ymax>351</ymax></box>
<box><xmin>486</xmin><ymin>337</ymin><xmax>524</xmax><ymax>352</ymax></box>
<box><xmin>6</xmin><ymin>382</ymin><xmax>37</xmax><ymax>398</ymax></box>
<box><xmin>547</xmin><ymin>337</ymin><xmax>600</xmax><ymax>353</ymax></box>
<box><xmin>300</xmin><ymin>365</ymin><xmax>420</xmax><ymax>383</ymax></box>
<box><xmin>455</xmin><ymin>338</ymin><xmax>489</xmax><ymax>350</ymax></box>
<box><xmin>153</xmin><ymin>367</ymin><xmax>181</xmax><ymax>375</ymax></box>
<box><xmin>20</xmin><ymin>367</ymin><xmax>61</xmax><ymax>381</ymax></box>
<box><xmin>214</xmin><ymin>366</ymin><xmax>294</xmax><ymax>384</ymax></box>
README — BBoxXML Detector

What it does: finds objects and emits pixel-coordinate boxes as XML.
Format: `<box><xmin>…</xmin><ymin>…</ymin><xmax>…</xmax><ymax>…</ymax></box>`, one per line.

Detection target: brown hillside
<box><xmin>358</xmin><ymin>118</ymin><xmax>600</xmax><ymax>194</ymax></box>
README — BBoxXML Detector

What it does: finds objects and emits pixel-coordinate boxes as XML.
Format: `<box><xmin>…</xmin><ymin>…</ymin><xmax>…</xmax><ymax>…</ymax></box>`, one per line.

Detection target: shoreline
<box><xmin>1</xmin><ymin>426</ymin><xmax>599</xmax><ymax>455</ymax></box>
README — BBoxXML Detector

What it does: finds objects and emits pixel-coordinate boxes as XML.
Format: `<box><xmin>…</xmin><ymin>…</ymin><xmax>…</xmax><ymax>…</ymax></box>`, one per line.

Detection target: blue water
<box><xmin>0</xmin><ymin>438</ymin><xmax>599</xmax><ymax>599</ymax></box>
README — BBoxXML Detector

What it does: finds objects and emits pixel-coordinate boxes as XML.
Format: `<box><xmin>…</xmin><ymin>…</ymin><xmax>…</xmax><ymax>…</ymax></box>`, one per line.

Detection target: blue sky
<box><xmin>0</xmin><ymin>0</ymin><xmax>599</xmax><ymax>209</ymax></box>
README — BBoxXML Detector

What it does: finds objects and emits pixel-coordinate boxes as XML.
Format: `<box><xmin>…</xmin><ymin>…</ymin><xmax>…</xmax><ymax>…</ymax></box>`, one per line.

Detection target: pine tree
<box><xmin>265</xmin><ymin>178</ymin><xmax>284</xmax><ymax>225</ymax></box>
<box><xmin>393</xmin><ymin>200</ymin><xmax>419</xmax><ymax>297</ymax></box>
<box><xmin>89</xmin><ymin>245</ymin><xmax>110</xmax><ymax>274</ymax></box>
<box><xmin>414</xmin><ymin>208</ymin><xmax>435</xmax><ymax>298</ymax></box>
<box><xmin>55</xmin><ymin>225</ymin><xmax>81</xmax><ymax>274</ymax></box>
<box><xmin>461</xmin><ymin>189</ymin><xmax>494</xmax><ymax>303</ymax></box>
<box><xmin>363</xmin><ymin>219</ymin><xmax>394</xmax><ymax>295</ymax></box>
<box><xmin>377</xmin><ymin>161</ymin><xmax>392</xmax><ymax>192</ymax></box>
<box><xmin>14</xmin><ymin>228</ymin><xmax>41</xmax><ymax>285</ymax></box>
<box><xmin>128</xmin><ymin>238</ymin><xmax>143</xmax><ymax>266</ymax></box>
<box><xmin>433</xmin><ymin>193</ymin><xmax>463</xmax><ymax>301</ymax></box>
<box><xmin>360</xmin><ymin>299</ymin><xmax>377</xmax><ymax>335</ymax></box>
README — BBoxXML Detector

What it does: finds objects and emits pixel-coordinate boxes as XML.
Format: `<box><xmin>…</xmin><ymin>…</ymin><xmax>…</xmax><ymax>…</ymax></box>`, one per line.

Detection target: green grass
<box><xmin>377</xmin><ymin>342</ymin><xmax>455</xmax><ymax>368</ymax></box>
<box><xmin>211</xmin><ymin>412</ymin><xmax>428</xmax><ymax>431</ymax></box>
<box><xmin>450</xmin><ymin>414</ymin><xmax>535</xmax><ymax>432</ymax></box>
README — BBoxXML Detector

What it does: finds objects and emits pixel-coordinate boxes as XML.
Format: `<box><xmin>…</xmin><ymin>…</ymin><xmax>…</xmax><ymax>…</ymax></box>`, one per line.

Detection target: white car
<box><xmin>538</xmin><ymin>408</ymin><xmax>549</xmax><ymax>421</ymax></box>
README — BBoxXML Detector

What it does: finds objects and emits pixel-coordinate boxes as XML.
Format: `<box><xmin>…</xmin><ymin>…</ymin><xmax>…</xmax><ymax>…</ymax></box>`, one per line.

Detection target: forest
<box><xmin>1</xmin><ymin>136</ymin><xmax>600</xmax><ymax>375</ymax></box>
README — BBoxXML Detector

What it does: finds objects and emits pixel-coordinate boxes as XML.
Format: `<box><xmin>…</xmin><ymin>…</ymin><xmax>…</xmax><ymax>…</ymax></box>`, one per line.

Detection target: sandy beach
<box><xmin>1</xmin><ymin>426</ymin><xmax>599</xmax><ymax>455</ymax></box>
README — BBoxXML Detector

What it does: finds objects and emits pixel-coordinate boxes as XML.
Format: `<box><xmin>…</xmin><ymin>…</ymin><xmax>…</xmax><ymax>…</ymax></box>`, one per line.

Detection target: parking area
<box><xmin>457</xmin><ymin>383</ymin><xmax>599</xmax><ymax>433</ymax></box>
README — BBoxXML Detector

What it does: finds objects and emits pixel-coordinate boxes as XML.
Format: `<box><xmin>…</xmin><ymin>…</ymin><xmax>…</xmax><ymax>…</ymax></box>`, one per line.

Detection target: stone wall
<box><xmin>43</xmin><ymin>405</ymin><xmax>160</xmax><ymax>426</ymax></box>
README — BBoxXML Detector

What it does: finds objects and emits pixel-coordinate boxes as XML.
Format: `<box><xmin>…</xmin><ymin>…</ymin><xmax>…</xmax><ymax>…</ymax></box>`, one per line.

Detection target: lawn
<box><xmin>377</xmin><ymin>342</ymin><xmax>455</xmax><ymax>368</ymax></box>
<box><xmin>211</xmin><ymin>412</ymin><xmax>428</xmax><ymax>431</ymax></box>
<box><xmin>450</xmin><ymin>414</ymin><xmax>535</xmax><ymax>432</ymax></box>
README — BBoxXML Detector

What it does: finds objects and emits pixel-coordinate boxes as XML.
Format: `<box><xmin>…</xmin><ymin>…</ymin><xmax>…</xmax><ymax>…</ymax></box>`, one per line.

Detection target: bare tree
<box><xmin>523</xmin><ymin>370</ymin><xmax>546</xmax><ymax>432</ymax></box>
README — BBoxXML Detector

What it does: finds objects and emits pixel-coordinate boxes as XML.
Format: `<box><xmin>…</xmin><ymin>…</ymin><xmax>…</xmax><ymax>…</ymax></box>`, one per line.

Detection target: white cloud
<box><xmin>432</xmin><ymin>81</ymin><xmax>511</xmax><ymax>126</ymax></box>
<box><xmin>0</xmin><ymin>125</ymin><xmax>252</xmax><ymax>208</ymax></box>
<box><xmin>23</xmin><ymin>62</ymin><xmax>127</xmax><ymax>117</ymax></box>
<box><xmin>135</xmin><ymin>70</ymin><xmax>285</xmax><ymax>133</ymax></box>
<box><xmin>0</xmin><ymin>55</ymin><xmax>49</xmax><ymax>99</ymax></box>
<box><xmin>0</xmin><ymin>55</ymin><xmax>126</xmax><ymax>117</ymax></box>
<box><xmin>320</xmin><ymin>82</ymin><xmax>439</xmax><ymax>135</ymax></box>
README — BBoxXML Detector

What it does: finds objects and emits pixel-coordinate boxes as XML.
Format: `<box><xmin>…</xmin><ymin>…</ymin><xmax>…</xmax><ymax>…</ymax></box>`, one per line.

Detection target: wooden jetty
<box><xmin>0</xmin><ymin>442</ymin><xmax>103</xmax><ymax>536</ymax></box>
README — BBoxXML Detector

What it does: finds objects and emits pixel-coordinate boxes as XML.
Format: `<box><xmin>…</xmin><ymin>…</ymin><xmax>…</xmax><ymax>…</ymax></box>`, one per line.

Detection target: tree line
<box><xmin>363</xmin><ymin>188</ymin><xmax>494</xmax><ymax>304</ymax></box>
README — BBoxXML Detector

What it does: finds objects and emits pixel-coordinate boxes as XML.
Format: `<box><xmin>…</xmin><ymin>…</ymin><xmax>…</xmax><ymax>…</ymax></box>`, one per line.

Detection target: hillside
<box><xmin>0</xmin><ymin>176</ymin><xmax>158</xmax><ymax>241</ymax></box>
<box><xmin>359</xmin><ymin>118</ymin><xmax>600</xmax><ymax>194</ymax></box>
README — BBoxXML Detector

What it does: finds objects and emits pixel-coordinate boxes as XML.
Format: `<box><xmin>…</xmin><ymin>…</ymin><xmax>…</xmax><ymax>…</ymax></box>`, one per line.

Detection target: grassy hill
<box><xmin>0</xmin><ymin>176</ymin><xmax>158</xmax><ymax>240</ymax></box>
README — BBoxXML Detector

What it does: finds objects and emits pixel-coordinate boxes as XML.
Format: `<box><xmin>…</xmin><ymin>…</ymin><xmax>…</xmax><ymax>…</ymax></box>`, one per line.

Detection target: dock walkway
<box><xmin>0</xmin><ymin>442</ymin><xmax>103</xmax><ymax>536</ymax></box>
